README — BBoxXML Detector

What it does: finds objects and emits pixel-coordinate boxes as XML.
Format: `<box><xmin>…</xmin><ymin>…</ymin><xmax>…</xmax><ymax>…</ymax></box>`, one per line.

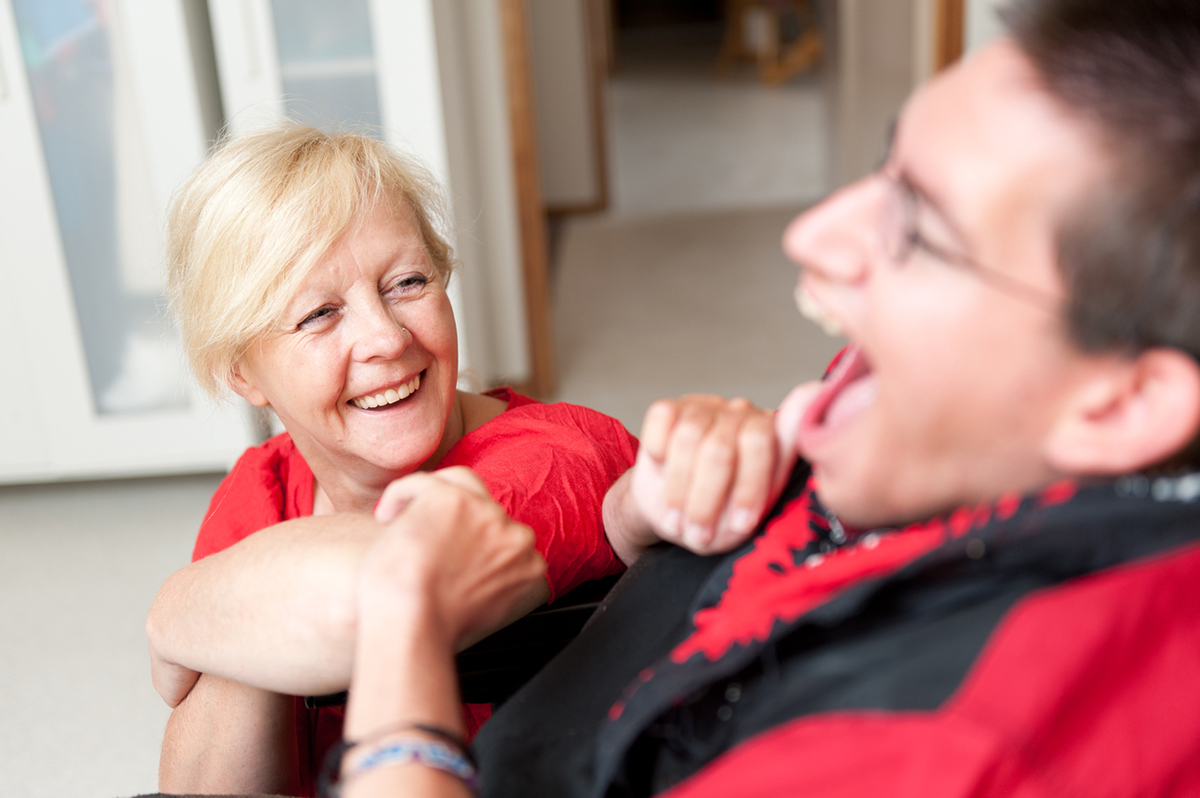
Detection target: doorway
<box><xmin>508</xmin><ymin>0</ymin><xmax>963</xmax><ymax>425</ymax></box>
<box><xmin>533</xmin><ymin>0</ymin><xmax>843</xmax><ymax>428</ymax></box>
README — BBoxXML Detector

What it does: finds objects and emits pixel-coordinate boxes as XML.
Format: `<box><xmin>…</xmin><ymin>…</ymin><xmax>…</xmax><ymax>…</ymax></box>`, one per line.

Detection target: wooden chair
<box><xmin>718</xmin><ymin>0</ymin><xmax>824</xmax><ymax>85</ymax></box>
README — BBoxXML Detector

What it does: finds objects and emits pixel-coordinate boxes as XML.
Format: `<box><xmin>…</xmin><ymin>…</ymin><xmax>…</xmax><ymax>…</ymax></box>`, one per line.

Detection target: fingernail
<box><xmin>685</xmin><ymin>523</ymin><xmax>712</xmax><ymax>548</ymax></box>
<box><xmin>731</xmin><ymin>507</ymin><xmax>755</xmax><ymax>534</ymax></box>
<box><xmin>663</xmin><ymin>508</ymin><xmax>682</xmax><ymax>534</ymax></box>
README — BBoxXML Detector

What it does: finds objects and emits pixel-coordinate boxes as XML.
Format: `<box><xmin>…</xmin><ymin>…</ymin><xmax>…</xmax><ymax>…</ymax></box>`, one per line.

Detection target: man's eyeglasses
<box><xmin>877</xmin><ymin>170</ymin><xmax>1063</xmax><ymax>312</ymax></box>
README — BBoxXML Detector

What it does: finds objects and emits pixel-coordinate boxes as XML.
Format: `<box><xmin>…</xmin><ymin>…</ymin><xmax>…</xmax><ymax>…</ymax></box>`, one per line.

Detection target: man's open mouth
<box><xmin>801</xmin><ymin>343</ymin><xmax>878</xmax><ymax>435</ymax></box>
<box><xmin>796</xmin><ymin>283</ymin><xmax>843</xmax><ymax>337</ymax></box>
<box><xmin>350</xmin><ymin>373</ymin><xmax>422</xmax><ymax>410</ymax></box>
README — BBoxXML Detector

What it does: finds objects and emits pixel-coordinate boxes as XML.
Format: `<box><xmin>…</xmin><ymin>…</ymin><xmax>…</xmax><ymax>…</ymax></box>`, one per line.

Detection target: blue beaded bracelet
<box><xmin>349</xmin><ymin>737</ymin><xmax>480</xmax><ymax>789</ymax></box>
<box><xmin>318</xmin><ymin>723</ymin><xmax>478</xmax><ymax>797</ymax></box>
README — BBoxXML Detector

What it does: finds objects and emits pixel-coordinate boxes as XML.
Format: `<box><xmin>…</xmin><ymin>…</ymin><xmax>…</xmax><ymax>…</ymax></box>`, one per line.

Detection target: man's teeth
<box><xmin>351</xmin><ymin>374</ymin><xmax>421</xmax><ymax>409</ymax></box>
<box><xmin>795</xmin><ymin>286</ymin><xmax>844</xmax><ymax>337</ymax></box>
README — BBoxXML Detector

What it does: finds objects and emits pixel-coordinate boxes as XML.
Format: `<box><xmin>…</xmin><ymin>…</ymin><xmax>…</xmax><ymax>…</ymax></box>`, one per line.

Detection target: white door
<box><xmin>0</xmin><ymin>0</ymin><xmax>254</xmax><ymax>483</ymax></box>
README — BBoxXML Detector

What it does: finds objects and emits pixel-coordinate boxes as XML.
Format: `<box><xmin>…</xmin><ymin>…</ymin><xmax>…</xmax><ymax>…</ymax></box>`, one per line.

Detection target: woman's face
<box><xmin>231</xmin><ymin>202</ymin><xmax>459</xmax><ymax>494</ymax></box>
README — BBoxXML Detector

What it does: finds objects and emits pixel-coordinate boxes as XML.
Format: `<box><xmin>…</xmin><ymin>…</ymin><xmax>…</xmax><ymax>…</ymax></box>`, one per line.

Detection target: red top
<box><xmin>192</xmin><ymin>388</ymin><xmax>638</xmax><ymax>795</ymax></box>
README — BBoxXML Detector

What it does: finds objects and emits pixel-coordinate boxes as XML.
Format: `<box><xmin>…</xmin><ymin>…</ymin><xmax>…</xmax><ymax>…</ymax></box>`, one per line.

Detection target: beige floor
<box><xmin>0</xmin><ymin>475</ymin><xmax>221</xmax><ymax>797</ymax></box>
<box><xmin>554</xmin><ymin>25</ymin><xmax>840</xmax><ymax>428</ymax></box>
<box><xmin>552</xmin><ymin>205</ymin><xmax>843</xmax><ymax>431</ymax></box>
<box><xmin>0</xmin><ymin>25</ymin><xmax>841</xmax><ymax>798</ymax></box>
<box><xmin>608</xmin><ymin>25</ymin><xmax>831</xmax><ymax>218</ymax></box>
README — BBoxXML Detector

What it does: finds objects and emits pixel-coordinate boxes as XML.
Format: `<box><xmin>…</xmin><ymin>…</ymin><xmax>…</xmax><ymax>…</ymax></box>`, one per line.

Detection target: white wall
<box><xmin>431</xmin><ymin>0</ymin><xmax>532</xmax><ymax>384</ymax></box>
<box><xmin>966</xmin><ymin>0</ymin><xmax>1007</xmax><ymax>53</ymax></box>
<box><xmin>834</xmin><ymin>0</ymin><xmax>918</xmax><ymax>184</ymax></box>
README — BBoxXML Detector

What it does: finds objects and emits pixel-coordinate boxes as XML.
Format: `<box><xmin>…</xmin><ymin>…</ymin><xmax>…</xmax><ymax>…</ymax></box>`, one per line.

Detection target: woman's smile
<box><xmin>349</xmin><ymin>372</ymin><xmax>423</xmax><ymax>410</ymax></box>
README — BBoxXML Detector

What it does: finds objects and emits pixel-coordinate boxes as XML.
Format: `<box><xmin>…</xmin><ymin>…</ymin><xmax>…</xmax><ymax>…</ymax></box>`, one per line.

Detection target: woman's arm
<box><xmin>152</xmin><ymin>468</ymin><xmax>549</xmax><ymax>796</ymax></box>
<box><xmin>147</xmin><ymin>512</ymin><xmax>375</xmax><ymax>704</ymax></box>
<box><xmin>148</xmin><ymin>493</ymin><xmax>550</xmax><ymax>706</ymax></box>
<box><xmin>604</xmin><ymin>385</ymin><xmax>818</xmax><ymax>563</ymax></box>
<box><xmin>158</xmin><ymin>674</ymin><xmax>300</xmax><ymax>795</ymax></box>
<box><xmin>341</xmin><ymin>467</ymin><xmax>546</xmax><ymax>798</ymax></box>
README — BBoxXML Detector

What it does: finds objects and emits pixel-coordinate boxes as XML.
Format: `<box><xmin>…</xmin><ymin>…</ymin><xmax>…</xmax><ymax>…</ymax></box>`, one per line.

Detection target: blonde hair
<box><xmin>167</xmin><ymin>125</ymin><xmax>456</xmax><ymax>397</ymax></box>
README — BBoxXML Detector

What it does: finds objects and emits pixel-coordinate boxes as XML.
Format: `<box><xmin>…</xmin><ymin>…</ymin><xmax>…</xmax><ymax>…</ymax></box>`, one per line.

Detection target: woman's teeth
<box><xmin>351</xmin><ymin>374</ymin><xmax>421</xmax><ymax>409</ymax></box>
<box><xmin>796</xmin><ymin>286</ymin><xmax>843</xmax><ymax>337</ymax></box>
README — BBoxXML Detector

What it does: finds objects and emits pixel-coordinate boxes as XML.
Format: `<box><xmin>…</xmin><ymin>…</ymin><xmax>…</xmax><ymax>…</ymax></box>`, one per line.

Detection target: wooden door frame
<box><xmin>935</xmin><ymin>0</ymin><xmax>965</xmax><ymax>70</ymax></box>
<box><xmin>499</xmin><ymin>0</ymin><xmax>557</xmax><ymax>398</ymax></box>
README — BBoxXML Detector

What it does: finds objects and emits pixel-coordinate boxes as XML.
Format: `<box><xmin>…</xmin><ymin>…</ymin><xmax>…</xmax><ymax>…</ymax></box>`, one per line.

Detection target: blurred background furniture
<box><xmin>718</xmin><ymin>0</ymin><xmax>823</xmax><ymax>84</ymax></box>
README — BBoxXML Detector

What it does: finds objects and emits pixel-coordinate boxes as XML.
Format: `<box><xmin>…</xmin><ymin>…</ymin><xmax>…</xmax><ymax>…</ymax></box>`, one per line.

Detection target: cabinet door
<box><xmin>208</xmin><ymin>0</ymin><xmax>445</xmax><ymax>161</ymax></box>
<box><xmin>0</xmin><ymin>0</ymin><xmax>254</xmax><ymax>483</ymax></box>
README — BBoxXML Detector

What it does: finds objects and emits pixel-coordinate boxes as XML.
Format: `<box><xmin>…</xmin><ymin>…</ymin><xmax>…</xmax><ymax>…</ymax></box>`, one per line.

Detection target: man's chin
<box><xmin>813</xmin><ymin>476</ymin><xmax>933</xmax><ymax>531</ymax></box>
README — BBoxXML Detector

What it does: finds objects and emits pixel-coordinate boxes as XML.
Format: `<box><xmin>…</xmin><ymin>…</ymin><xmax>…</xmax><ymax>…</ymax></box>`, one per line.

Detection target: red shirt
<box><xmin>192</xmin><ymin>388</ymin><xmax>638</xmax><ymax>794</ymax></box>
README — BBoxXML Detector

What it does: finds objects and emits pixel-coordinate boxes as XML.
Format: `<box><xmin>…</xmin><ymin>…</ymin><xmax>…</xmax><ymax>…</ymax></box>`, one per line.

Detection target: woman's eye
<box><xmin>298</xmin><ymin>306</ymin><xmax>336</xmax><ymax>328</ymax></box>
<box><xmin>387</xmin><ymin>274</ymin><xmax>429</xmax><ymax>296</ymax></box>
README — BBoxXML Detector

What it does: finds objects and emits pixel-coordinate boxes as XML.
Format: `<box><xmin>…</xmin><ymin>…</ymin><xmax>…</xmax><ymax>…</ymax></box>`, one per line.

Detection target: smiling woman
<box><xmin>225</xmin><ymin>202</ymin><xmax>463</xmax><ymax>515</ymax></box>
<box><xmin>149</xmin><ymin>126</ymin><xmax>641</xmax><ymax>796</ymax></box>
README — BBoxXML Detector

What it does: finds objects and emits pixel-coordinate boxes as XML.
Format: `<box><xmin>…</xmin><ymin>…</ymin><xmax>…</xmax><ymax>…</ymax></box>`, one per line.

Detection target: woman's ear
<box><xmin>1045</xmin><ymin>349</ymin><xmax>1200</xmax><ymax>475</ymax></box>
<box><xmin>226</xmin><ymin>363</ymin><xmax>271</xmax><ymax>408</ymax></box>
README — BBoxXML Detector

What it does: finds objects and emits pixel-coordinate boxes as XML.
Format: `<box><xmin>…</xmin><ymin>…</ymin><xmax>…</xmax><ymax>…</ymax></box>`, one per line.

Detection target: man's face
<box><xmin>783</xmin><ymin>40</ymin><xmax>1112</xmax><ymax>529</ymax></box>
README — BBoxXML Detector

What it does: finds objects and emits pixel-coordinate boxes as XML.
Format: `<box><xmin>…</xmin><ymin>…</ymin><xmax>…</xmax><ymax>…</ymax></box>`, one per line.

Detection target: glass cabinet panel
<box><xmin>270</xmin><ymin>0</ymin><xmax>381</xmax><ymax>131</ymax></box>
<box><xmin>11</xmin><ymin>0</ymin><xmax>187</xmax><ymax>414</ymax></box>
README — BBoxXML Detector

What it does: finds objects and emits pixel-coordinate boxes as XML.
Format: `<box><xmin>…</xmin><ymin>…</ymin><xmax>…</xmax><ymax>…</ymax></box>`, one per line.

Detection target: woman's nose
<box><xmin>350</xmin><ymin>299</ymin><xmax>410</xmax><ymax>362</ymax></box>
<box><xmin>782</xmin><ymin>176</ymin><xmax>884</xmax><ymax>285</ymax></box>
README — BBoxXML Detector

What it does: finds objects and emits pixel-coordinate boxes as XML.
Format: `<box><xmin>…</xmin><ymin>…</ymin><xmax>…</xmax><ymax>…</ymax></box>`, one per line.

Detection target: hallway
<box><xmin>551</xmin><ymin>22</ymin><xmax>842</xmax><ymax>430</ymax></box>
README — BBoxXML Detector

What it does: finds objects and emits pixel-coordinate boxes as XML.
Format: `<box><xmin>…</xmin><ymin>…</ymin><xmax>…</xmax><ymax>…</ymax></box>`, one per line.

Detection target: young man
<box><xmin>314</xmin><ymin>1</ymin><xmax>1200</xmax><ymax>796</ymax></box>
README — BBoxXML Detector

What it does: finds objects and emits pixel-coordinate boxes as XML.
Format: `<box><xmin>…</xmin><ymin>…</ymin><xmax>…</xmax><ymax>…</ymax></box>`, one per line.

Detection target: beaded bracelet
<box><xmin>317</xmin><ymin>722</ymin><xmax>478</xmax><ymax>797</ymax></box>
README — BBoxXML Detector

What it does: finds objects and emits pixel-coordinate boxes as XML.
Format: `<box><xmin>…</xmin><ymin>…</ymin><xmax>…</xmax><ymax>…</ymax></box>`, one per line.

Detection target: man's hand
<box><xmin>606</xmin><ymin>385</ymin><xmax>819</xmax><ymax>561</ymax></box>
<box><xmin>367</xmin><ymin>467</ymin><xmax>547</xmax><ymax>650</ymax></box>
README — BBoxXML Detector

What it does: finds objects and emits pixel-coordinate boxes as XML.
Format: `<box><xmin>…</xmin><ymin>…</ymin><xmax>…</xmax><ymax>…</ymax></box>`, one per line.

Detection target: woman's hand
<box><xmin>368</xmin><ymin>466</ymin><xmax>547</xmax><ymax>650</ymax></box>
<box><xmin>342</xmin><ymin>466</ymin><xmax>548</xmax><ymax>770</ymax></box>
<box><xmin>605</xmin><ymin>385</ymin><xmax>819</xmax><ymax>561</ymax></box>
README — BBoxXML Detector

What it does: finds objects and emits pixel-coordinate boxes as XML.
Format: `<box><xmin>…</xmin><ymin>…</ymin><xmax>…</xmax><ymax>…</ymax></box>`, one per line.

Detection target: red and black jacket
<box><xmin>473</xmin><ymin>464</ymin><xmax>1200</xmax><ymax>797</ymax></box>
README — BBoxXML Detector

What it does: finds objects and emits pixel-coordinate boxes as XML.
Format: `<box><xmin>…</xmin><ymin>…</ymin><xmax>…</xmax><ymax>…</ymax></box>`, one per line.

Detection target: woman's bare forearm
<box><xmin>147</xmin><ymin>513</ymin><xmax>378</xmax><ymax>699</ymax></box>
<box><xmin>340</xmin><ymin>469</ymin><xmax>548</xmax><ymax>798</ymax></box>
<box><xmin>341</xmin><ymin>598</ymin><xmax>472</xmax><ymax>798</ymax></box>
<box><xmin>159</xmin><ymin>674</ymin><xmax>299</xmax><ymax>795</ymax></box>
<box><xmin>147</xmin><ymin>510</ymin><xmax>551</xmax><ymax>704</ymax></box>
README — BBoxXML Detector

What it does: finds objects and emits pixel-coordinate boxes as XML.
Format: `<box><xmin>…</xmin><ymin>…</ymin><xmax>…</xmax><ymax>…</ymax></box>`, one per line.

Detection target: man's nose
<box><xmin>782</xmin><ymin>176</ymin><xmax>885</xmax><ymax>285</ymax></box>
<box><xmin>350</xmin><ymin>298</ymin><xmax>410</xmax><ymax>362</ymax></box>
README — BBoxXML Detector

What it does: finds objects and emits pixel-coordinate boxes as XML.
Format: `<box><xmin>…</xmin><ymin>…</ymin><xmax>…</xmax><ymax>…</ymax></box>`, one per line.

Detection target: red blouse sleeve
<box><xmin>191</xmin><ymin>433</ymin><xmax>315</xmax><ymax>562</ymax></box>
<box><xmin>439</xmin><ymin>395</ymin><xmax>639</xmax><ymax>601</ymax></box>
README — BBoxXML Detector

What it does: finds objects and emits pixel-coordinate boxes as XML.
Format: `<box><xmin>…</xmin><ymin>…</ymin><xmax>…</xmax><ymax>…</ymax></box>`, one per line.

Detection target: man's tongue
<box><xmin>823</xmin><ymin>369</ymin><xmax>878</xmax><ymax>429</ymax></box>
<box><xmin>809</xmin><ymin>343</ymin><xmax>877</xmax><ymax>433</ymax></box>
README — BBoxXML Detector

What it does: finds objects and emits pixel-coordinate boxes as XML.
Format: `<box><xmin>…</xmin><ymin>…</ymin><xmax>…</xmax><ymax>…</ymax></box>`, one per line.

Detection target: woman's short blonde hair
<box><xmin>167</xmin><ymin>125</ymin><xmax>455</xmax><ymax>397</ymax></box>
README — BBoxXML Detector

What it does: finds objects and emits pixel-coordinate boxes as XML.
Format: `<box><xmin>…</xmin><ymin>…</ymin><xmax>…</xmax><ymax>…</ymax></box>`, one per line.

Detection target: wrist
<box><xmin>346</xmin><ymin>594</ymin><xmax>462</xmax><ymax>740</ymax></box>
<box><xmin>324</xmin><ymin>722</ymin><xmax>478</xmax><ymax>798</ymax></box>
<box><xmin>603</xmin><ymin>471</ymin><xmax>660</xmax><ymax>565</ymax></box>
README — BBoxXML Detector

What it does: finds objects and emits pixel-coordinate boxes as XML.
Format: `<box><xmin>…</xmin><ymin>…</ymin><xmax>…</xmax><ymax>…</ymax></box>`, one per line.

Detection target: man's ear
<box><xmin>1045</xmin><ymin>349</ymin><xmax>1200</xmax><ymax>475</ymax></box>
<box><xmin>226</xmin><ymin>363</ymin><xmax>270</xmax><ymax>408</ymax></box>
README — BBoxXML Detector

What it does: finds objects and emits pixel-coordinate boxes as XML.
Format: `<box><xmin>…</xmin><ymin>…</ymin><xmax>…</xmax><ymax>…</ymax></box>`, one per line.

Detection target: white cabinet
<box><xmin>0</xmin><ymin>0</ymin><xmax>255</xmax><ymax>483</ymax></box>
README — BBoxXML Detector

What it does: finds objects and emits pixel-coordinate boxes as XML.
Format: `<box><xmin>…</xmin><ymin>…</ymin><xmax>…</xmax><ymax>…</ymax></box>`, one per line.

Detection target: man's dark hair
<box><xmin>1005</xmin><ymin>0</ymin><xmax>1200</xmax><ymax>364</ymax></box>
